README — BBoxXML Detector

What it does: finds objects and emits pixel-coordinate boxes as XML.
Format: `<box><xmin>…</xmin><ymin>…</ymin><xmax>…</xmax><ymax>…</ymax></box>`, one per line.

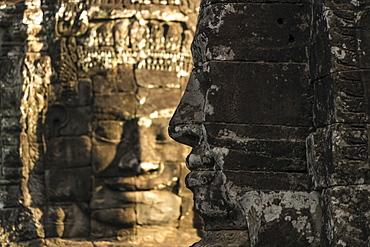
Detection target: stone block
<box><xmin>45</xmin><ymin>238</ymin><xmax>94</xmax><ymax>247</ymax></box>
<box><xmin>0</xmin><ymin>56</ymin><xmax>23</xmax><ymax>88</ymax></box>
<box><xmin>1</xmin><ymin>117</ymin><xmax>22</xmax><ymax>133</ymax></box>
<box><xmin>192</xmin><ymin>230</ymin><xmax>250</xmax><ymax>247</ymax></box>
<box><xmin>58</xmin><ymin>107</ymin><xmax>92</xmax><ymax>136</ymax></box>
<box><xmin>1</xmin><ymin>167</ymin><xmax>22</xmax><ymax>179</ymax></box>
<box><xmin>313</xmin><ymin>71</ymin><xmax>370</xmax><ymax>127</ymax></box>
<box><xmin>1</xmin><ymin>133</ymin><xmax>20</xmax><ymax>146</ymax></box>
<box><xmin>204</xmin><ymin>123</ymin><xmax>310</xmax><ymax>173</ymax></box>
<box><xmin>0</xmin><ymin>184</ymin><xmax>21</xmax><ymax>207</ymax></box>
<box><xmin>2</xmin><ymin>145</ymin><xmax>22</xmax><ymax>167</ymax></box>
<box><xmin>0</xmin><ymin>206</ymin><xmax>44</xmax><ymax>242</ymax></box>
<box><xmin>322</xmin><ymin>185</ymin><xmax>370</xmax><ymax>246</ymax></box>
<box><xmin>307</xmin><ymin>124</ymin><xmax>370</xmax><ymax>188</ymax></box>
<box><xmin>53</xmin><ymin>79</ymin><xmax>92</xmax><ymax>107</ymax></box>
<box><xmin>93</xmin><ymin>93</ymin><xmax>136</xmax><ymax>120</ymax></box>
<box><xmin>46</xmin><ymin>136</ymin><xmax>92</xmax><ymax>169</ymax></box>
<box><xmin>1</xmin><ymin>85</ymin><xmax>22</xmax><ymax>110</ymax></box>
<box><xmin>26</xmin><ymin>173</ymin><xmax>46</xmax><ymax>206</ymax></box>
<box><xmin>45</xmin><ymin>203</ymin><xmax>90</xmax><ymax>238</ymax></box>
<box><xmin>193</xmin><ymin>3</ymin><xmax>310</xmax><ymax>64</ymax></box>
<box><xmin>136</xmin><ymin>88</ymin><xmax>182</xmax><ymax>116</ymax></box>
<box><xmin>134</xmin><ymin>69</ymin><xmax>181</xmax><ymax>89</ymax></box>
<box><xmin>91</xmin><ymin>140</ymin><xmax>124</xmax><ymax>176</ymax></box>
<box><xmin>205</xmin><ymin>61</ymin><xmax>312</xmax><ymax>126</ymax></box>
<box><xmin>187</xmin><ymin>169</ymin><xmax>320</xmax><ymax>244</ymax></box>
<box><xmin>92</xmin><ymin>65</ymin><xmax>137</xmax><ymax>94</ymax></box>
<box><xmin>91</xmin><ymin>207</ymin><xmax>136</xmax><ymax>228</ymax></box>
<box><xmin>45</xmin><ymin>167</ymin><xmax>92</xmax><ymax>202</ymax></box>
<box><xmin>136</xmin><ymin>191</ymin><xmax>181</xmax><ymax>226</ymax></box>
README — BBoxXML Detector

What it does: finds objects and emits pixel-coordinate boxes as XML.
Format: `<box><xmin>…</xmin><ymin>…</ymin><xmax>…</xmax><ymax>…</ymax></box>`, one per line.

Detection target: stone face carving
<box><xmin>169</xmin><ymin>0</ymin><xmax>370</xmax><ymax>246</ymax></box>
<box><xmin>1</xmin><ymin>0</ymin><xmax>201</xmax><ymax>245</ymax></box>
<box><xmin>44</xmin><ymin>0</ymin><xmax>201</xmax><ymax>245</ymax></box>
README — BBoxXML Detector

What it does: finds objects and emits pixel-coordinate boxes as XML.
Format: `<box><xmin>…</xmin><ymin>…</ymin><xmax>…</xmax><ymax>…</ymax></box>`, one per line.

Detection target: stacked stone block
<box><xmin>307</xmin><ymin>0</ymin><xmax>370</xmax><ymax>245</ymax></box>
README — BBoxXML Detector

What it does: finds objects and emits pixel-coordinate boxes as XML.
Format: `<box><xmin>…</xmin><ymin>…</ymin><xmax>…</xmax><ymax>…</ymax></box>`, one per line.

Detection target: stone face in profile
<box><xmin>170</xmin><ymin>0</ymin><xmax>370</xmax><ymax>246</ymax></box>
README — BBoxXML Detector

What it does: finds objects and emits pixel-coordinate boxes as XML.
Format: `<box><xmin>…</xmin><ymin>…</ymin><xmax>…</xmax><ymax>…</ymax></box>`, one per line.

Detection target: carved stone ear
<box><xmin>44</xmin><ymin>104</ymin><xmax>68</xmax><ymax>139</ymax></box>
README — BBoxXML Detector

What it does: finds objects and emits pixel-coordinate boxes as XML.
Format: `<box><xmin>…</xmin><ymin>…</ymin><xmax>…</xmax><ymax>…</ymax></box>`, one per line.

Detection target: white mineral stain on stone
<box><xmin>204</xmin><ymin>98</ymin><xmax>214</xmax><ymax>115</ymax></box>
<box><xmin>263</xmin><ymin>204</ymin><xmax>282</xmax><ymax>222</ymax></box>
<box><xmin>350</xmin><ymin>0</ymin><xmax>360</xmax><ymax>6</ymax></box>
<box><xmin>149</xmin><ymin>108</ymin><xmax>176</xmax><ymax>119</ymax></box>
<box><xmin>139</xmin><ymin>97</ymin><xmax>146</xmax><ymax>105</ymax></box>
<box><xmin>188</xmin><ymin>154</ymin><xmax>202</xmax><ymax>167</ymax></box>
<box><xmin>211</xmin><ymin>85</ymin><xmax>219</xmax><ymax>91</ymax></box>
<box><xmin>210</xmin><ymin>147</ymin><xmax>229</xmax><ymax>169</ymax></box>
<box><xmin>291</xmin><ymin>216</ymin><xmax>309</xmax><ymax>233</ymax></box>
<box><xmin>323</xmin><ymin>6</ymin><xmax>333</xmax><ymax>30</ymax></box>
<box><xmin>138</xmin><ymin>117</ymin><xmax>152</xmax><ymax>127</ymax></box>
<box><xmin>213</xmin><ymin>45</ymin><xmax>235</xmax><ymax>60</ymax></box>
<box><xmin>203</xmin><ymin>61</ymin><xmax>210</xmax><ymax>72</ymax></box>
<box><xmin>331</xmin><ymin>47</ymin><xmax>346</xmax><ymax>59</ymax></box>
<box><xmin>218</xmin><ymin>129</ymin><xmax>254</xmax><ymax>143</ymax></box>
<box><xmin>237</xmin><ymin>191</ymin><xmax>321</xmax><ymax>245</ymax></box>
<box><xmin>239</xmin><ymin>191</ymin><xmax>262</xmax><ymax>247</ymax></box>
<box><xmin>356</xmin><ymin>178</ymin><xmax>365</xmax><ymax>184</ymax></box>
<box><xmin>207</xmin><ymin>4</ymin><xmax>236</xmax><ymax>33</ymax></box>
<box><xmin>337</xmin><ymin>239</ymin><xmax>347</xmax><ymax>246</ymax></box>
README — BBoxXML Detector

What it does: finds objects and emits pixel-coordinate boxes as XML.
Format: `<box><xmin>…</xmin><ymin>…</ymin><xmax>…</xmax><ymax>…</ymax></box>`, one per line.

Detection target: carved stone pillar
<box><xmin>307</xmin><ymin>1</ymin><xmax>370</xmax><ymax>246</ymax></box>
<box><xmin>1</xmin><ymin>0</ymin><xmax>51</xmax><ymax>244</ymax></box>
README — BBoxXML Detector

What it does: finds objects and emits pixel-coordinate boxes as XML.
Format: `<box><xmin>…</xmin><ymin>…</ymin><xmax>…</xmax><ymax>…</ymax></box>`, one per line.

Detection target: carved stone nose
<box><xmin>137</xmin><ymin>162</ymin><xmax>160</xmax><ymax>173</ymax></box>
<box><xmin>168</xmin><ymin>124</ymin><xmax>203</xmax><ymax>147</ymax></box>
<box><xmin>118</xmin><ymin>157</ymin><xmax>160</xmax><ymax>174</ymax></box>
<box><xmin>168</xmin><ymin>70</ymin><xmax>207</xmax><ymax>147</ymax></box>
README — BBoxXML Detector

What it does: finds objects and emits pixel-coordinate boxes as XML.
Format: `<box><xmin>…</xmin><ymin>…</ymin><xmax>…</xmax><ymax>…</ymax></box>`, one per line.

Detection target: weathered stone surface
<box><xmin>91</xmin><ymin>65</ymin><xmax>136</xmax><ymax>94</ymax></box>
<box><xmin>46</xmin><ymin>136</ymin><xmax>92</xmax><ymax>169</ymax></box>
<box><xmin>0</xmin><ymin>184</ymin><xmax>20</xmax><ymax>208</ymax></box>
<box><xmin>307</xmin><ymin>123</ymin><xmax>370</xmax><ymax>189</ymax></box>
<box><xmin>45</xmin><ymin>203</ymin><xmax>90</xmax><ymax>238</ymax></box>
<box><xmin>322</xmin><ymin>185</ymin><xmax>370</xmax><ymax>246</ymax></box>
<box><xmin>93</xmin><ymin>93</ymin><xmax>137</xmax><ymax>120</ymax></box>
<box><xmin>205</xmin><ymin>61</ymin><xmax>311</xmax><ymax>126</ymax></box>
<box><xmin>136</xmin><ymin>88</ymin><xmax>182</xmax><ymax>116</ymax></box>
<box><xmin>313</xmin><ymin>71</ymin><xmax>370</xmax><ymax>127</ymax></box>
<box><xmin>193</xmin><ymin>3</ymin><xmax>310</xmax><ymax>64</ymax></box>
<box><xmin>45</xmin><ymin>167</ymin><xmax>92</xmax><ymax>202</ymax></box>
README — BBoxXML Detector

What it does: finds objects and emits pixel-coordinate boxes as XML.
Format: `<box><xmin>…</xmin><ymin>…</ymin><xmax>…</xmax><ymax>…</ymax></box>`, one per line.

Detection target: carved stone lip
<box><xmin>185</xmin><ymin>151</ymin><xmax>215</xmax><ymax>170</ymax></box>
<box><xmin>185</xmin><ymin>170</ymin><xmax>215</xmax><ymax>190</ymax></box>
<box><xmin>105</xmin><ymin>176</ymin><xmax>172</xmax><ymax>192</ymax></box>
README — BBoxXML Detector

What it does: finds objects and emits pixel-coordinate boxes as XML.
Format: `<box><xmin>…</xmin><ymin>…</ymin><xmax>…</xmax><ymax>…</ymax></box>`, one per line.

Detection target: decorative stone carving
<box><xmin>1</xmin><ymin>0</ymin><xmax>201</xmax><ymax>245</ymax></box>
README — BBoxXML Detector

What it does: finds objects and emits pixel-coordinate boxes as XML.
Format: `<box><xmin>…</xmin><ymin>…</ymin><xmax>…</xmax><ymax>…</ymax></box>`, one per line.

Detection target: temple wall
<box><xmin>2</xmin><ymin>0</ymin><xmax>370</xmax><ymax>246</ymax></box>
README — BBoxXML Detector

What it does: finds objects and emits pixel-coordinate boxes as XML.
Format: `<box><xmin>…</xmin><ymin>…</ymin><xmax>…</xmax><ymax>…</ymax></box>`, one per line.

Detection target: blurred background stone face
<box><xmin>0</xmin><ymin>0</ymin><xmax>201</xmax><ymax>245</ymax></box>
